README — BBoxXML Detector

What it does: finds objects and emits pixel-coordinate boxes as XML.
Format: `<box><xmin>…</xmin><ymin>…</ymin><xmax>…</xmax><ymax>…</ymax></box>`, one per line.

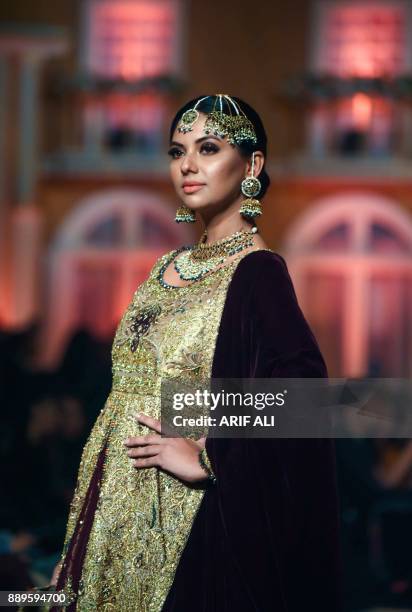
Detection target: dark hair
<box><xmin>169</xmin><ymin>95</ymin><xmax>271</xmax><ymax>198</ymax></box>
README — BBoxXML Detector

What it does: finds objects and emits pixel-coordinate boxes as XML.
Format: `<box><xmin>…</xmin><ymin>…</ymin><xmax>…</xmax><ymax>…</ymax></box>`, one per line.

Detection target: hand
<box><xmin>123</xmin><ymin>413</ymin><xmax>208</xmax><ymax>484</ymax></box>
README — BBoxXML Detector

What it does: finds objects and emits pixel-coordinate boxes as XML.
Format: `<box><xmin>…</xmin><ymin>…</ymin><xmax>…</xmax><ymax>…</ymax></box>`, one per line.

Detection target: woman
<box><xmin>51</xmin><ymin>95</ymin><xmax>342</xmax><ymax>611</ymax></box>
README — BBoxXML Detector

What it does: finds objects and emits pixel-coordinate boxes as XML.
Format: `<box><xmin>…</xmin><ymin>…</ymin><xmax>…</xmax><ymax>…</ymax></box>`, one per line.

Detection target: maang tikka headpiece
<box><xmin>177</xmin><ymin>94</ymin><xmax>258</xmax><ymax>146</ymax></box>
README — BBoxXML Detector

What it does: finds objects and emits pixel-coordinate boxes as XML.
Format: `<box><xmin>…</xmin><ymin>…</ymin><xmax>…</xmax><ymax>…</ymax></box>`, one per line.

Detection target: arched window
<box><xmin>282</xmin><ymin>193</ymin><xmax>412</xmax><ymax>377</ymax></box>
<box><xmin>41</xmin><ymin>188</ymin><xmax>193</xmax><ymax>366</ymax></box>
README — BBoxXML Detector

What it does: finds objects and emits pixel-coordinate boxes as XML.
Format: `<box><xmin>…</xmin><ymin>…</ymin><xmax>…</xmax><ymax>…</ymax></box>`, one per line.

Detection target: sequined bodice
<box><xmin>61</xmin><ymin>248</ymin><xmax>265</xmax><ymax>611</ymax></box>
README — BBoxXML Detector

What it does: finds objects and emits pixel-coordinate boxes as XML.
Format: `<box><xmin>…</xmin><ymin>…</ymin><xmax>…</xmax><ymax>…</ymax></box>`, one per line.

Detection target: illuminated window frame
<box><xmin>79</xmin><ymin>0</ymin><xmax>185</xmax><ymax>80</ymax></box>
<box><xmin>310</xmin><ymin>0</ymin><xmax>412</xmax><ymax>76</ymax></box>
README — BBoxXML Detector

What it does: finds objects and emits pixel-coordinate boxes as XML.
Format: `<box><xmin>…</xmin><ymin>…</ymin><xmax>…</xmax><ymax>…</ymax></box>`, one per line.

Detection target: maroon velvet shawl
<box><xmin>162</xmin><ymin>251</ymin><xmax>342</xmax><ymax>612</ymax></box>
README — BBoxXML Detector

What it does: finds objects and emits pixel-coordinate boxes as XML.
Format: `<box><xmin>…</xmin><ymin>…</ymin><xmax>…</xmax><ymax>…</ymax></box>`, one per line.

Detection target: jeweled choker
<box><xmin>173</xmin><ymin>226</ymin><xmax>258</xmax><ymax>282</ymax></box>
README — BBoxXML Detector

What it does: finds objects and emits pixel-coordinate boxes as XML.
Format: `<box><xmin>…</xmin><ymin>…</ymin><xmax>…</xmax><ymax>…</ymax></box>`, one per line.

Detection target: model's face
<box><xmin>168</xmin><ymin>113</ymin><xmax>249</xmax><ymax>214</ymax></box>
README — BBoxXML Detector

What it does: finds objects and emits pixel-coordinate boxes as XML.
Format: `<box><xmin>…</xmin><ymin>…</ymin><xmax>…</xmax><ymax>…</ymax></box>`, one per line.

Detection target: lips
<box><xmin>182</xmin><ymin>182</ymin><xmax>205</xmax><ymax>194</ymax></box>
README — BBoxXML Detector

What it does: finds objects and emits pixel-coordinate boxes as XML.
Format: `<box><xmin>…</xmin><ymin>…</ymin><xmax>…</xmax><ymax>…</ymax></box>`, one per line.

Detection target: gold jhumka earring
<box><xmin>175</xmin><ymin>204</ymin><xmax>196</xmax><ymax>223</ymax></box>
<box><xmin>240</xmin><ymin>152</ymin><xmax>262</xmax><ymax>219</ymax></box>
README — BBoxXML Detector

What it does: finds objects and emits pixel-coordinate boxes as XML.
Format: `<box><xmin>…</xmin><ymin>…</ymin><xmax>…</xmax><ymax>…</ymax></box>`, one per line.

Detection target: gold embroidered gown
<box><xmin>57</xmin><ymin>247</ymin><xmax>258</xmax><ymax>611</ymax></box>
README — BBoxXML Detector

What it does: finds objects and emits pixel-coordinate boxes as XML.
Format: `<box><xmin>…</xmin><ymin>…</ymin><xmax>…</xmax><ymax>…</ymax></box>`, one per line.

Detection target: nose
<box><xmin>180</xmin><ymin>151</ymin><xmax>198</xmax><ymax>175</ymax></box>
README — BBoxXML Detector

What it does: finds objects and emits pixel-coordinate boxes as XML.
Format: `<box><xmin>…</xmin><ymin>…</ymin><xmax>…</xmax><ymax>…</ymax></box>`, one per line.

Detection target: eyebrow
<box><xmin>169</xmin><ymin>135</ymin><xmax>222</xmax><ymax>148</ymax></box>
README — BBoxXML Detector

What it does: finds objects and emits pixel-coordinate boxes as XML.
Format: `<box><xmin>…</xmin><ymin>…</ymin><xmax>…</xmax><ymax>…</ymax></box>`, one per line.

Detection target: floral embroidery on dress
<box><xmin>129</xmin><ymin>304</ymin><xmax>162</xmax><ymax>352</ymax></box>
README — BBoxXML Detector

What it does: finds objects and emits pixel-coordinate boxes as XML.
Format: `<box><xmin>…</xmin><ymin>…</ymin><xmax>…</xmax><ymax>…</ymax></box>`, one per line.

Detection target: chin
<box><xmin>181</xmin><ymin>198</ymin><xmax>208</xmax><ymax>211</ymax></box>
<box><xmin>193</xmin><ymin>204</ymin><xmax>219</xmax><ymax>217</ymax></box>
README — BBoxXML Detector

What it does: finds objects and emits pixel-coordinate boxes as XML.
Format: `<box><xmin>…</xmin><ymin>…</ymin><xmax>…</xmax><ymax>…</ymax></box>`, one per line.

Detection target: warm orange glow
<box><xmin>352</xmin><ymin>93</ymin><xmax>372</xmax><ymax>129</ymax></box>
<box><xmin>332</xmin><ymin>94</ymin><xmax>393</xmax><ymax>141</ymax></box>
<box><xmin>0</xmin><ymin>206</ymin><xmax>42</xmax><ymax>329</ymax></box>
<box><xmin>0</xmin><ymin>268</ymin><xmax>14</xmax><ymax>327</ymax></box>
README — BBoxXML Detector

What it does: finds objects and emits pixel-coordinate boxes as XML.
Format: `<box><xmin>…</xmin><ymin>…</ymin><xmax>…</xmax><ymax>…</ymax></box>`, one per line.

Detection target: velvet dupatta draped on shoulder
<box><xmin>162</xmin><ymin>250</ymin><xmax>342</xmax><ymax>612</ymax></box>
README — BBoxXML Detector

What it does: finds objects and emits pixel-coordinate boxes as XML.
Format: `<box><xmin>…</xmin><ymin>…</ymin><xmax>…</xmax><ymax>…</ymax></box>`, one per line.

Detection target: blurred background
<box><xmin>0</xmin><ymin>0</ymin><xmax>411</xmax><ymax>610</ymax></box>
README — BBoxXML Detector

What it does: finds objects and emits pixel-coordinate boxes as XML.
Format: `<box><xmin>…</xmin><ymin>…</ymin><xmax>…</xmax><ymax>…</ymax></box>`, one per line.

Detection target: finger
<box><xmin>124</xmin><ymin>434</ymin><xmax>161</xmax><ymax>447</ymax></box>
<box><xmin>127</xmin><ymin>445</ymin><xmax>161</xmax><ymax>459</ymax></box>
<box><xmin>133</xmin><ymin>456</ymin><xmax>159</xmax><ymax>469</ymax></box>
<box><xmin>196</xmin><ymin>436</ymin><xmax>206</xmax><ymax>448</ymax></box>
<box><xmin>136</xmin><ymin>413</ymin><xmax>162</xmax><ymax>434</ymax></box>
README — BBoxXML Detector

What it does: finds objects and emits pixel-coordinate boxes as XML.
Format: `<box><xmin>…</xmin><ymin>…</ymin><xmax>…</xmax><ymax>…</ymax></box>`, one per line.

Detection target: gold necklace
<box><xmin>173</xmin><ymin>226</ymin><xmax>258</xmax><ymax>281</ymax></box>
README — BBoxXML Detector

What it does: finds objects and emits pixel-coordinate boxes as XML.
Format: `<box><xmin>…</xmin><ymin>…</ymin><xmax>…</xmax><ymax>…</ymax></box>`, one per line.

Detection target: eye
<box><xmin>200</xmin><ymin>141</ymin><xmax>219</xmax><ymax>154</ymax></box>
<box><xmin>168</xmin><ymin>147</ymin><xmax>184</xmax><ymax>159</ymax></box>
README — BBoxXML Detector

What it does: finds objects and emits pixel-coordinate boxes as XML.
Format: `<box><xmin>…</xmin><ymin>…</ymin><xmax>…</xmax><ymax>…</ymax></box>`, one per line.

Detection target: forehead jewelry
<box><xmin>177</xmin><ymin>94</ymin><xmax>257</xmax><ymax>146</ymax></box>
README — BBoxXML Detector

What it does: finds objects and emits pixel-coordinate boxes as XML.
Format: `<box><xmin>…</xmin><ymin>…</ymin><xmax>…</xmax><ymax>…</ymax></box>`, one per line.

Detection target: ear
<box><xmin>245</xmin><ymin>150</ymin><xmax>265</xmax><ymax>177</ymax></box>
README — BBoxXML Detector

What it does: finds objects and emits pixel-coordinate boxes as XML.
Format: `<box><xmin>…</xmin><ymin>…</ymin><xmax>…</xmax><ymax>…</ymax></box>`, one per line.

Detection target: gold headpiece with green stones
<box><xmin>177</xmin><ymin>94</ymin><xmax>257</xmax><ymax>146</ymax></box>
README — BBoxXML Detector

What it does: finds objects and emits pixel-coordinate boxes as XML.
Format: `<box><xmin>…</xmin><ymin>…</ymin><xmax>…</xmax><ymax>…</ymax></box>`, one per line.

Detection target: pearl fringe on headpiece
<box><xmin>177</xmin><ymin>94</ymin><xmax>257</xmax><ymax>146</ymax></box>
